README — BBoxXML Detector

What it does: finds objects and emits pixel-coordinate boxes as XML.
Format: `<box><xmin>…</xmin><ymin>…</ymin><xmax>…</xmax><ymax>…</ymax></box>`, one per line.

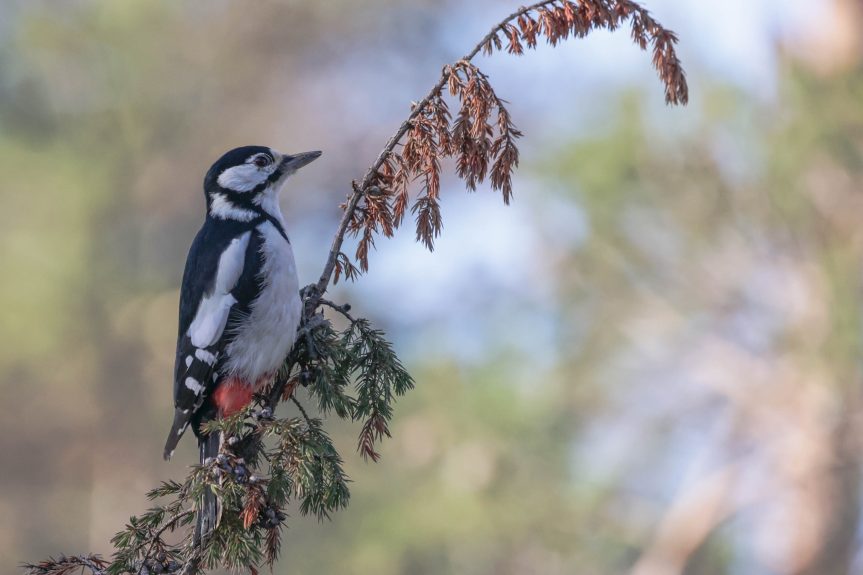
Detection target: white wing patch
<box><xmin>188</xmin><ymin>231</ymin><xmax>251</xmax><ymax>348</ymax></box>
<box><xmin>185</xmin><ymin>377</ymin><xmax>203</xmax><ymax>395</ymax></box>
<box><xmin>195</xmin><ymin>348</ymin><xmax>217</xmax><ymax>365</ymax></box>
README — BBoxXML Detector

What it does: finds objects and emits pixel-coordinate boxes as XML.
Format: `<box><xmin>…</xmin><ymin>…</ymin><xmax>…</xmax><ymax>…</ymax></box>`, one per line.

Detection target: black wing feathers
<box><xmin>164</xmin><ymin>219</ymin><xmax>265</xmax><ymax>459</ymax></box>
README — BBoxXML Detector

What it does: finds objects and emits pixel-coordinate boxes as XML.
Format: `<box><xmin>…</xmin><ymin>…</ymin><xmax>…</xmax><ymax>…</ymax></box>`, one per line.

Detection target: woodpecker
<box><xmin>163</xmin><ymin>145</ymin><xmax>320</xmax><ymax>539</ymax></box>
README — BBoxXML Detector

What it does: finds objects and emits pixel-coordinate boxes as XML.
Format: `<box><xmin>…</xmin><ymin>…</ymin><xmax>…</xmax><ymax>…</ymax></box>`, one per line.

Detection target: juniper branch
<box><xmin>312</xmin><ymin>0</ymin><xmax>564</xmax><ymax>301</ymax></box>
<box><xmin>178</xmin><ymin>548</ymin><xmax>203</xmax><ymax>575</ymax></box>
<box><xmin>273</xmin><ymin>0</ymin><xmax>690</xmax><ymax>406</ymax></box>
<box><xmin>23</xmin><ymin>555</ymin><xmax>109</xmax><ymax>575</ymax></box>
<box><xmin>290</xmin><ymin>395</ymin><xmax>313</xmax><ymax>426</ymax></box>
<box><xmin>319</xmin><ymin>298</ymin><xmax>357</xmax><ymax>323</ymax></box>
<box><xmin>313</xmin><ymin>0</ymin><xmax>687</xmax><ymax>297</ymax></box>
<box><xmin>25</xmin><ymin>2</ymin><xmax>688</xmax><ymax>574</ymax></box>
<box><xmin>132</xmin><ymin>510</ymin><xmax>194</xmax><ymax>575</ymax></box>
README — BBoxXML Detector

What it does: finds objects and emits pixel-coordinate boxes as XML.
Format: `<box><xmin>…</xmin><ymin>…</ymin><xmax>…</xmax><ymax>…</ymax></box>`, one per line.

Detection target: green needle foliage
<box><xmin>23</xmin><ymin>1</ymin><xmax>687</xmax><ymax>573</ymax></box>
<box><xmin>25</xmin><ymin>314</ymin><xmax>412</xmax><ymax>575</ymax></box>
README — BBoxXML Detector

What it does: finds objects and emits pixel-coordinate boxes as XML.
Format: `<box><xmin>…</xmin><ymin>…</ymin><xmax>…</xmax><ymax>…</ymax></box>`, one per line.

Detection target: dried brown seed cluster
<box><xmin>331</xmin><ymin>0</ymin><xmax>687</xmax><ymax>280</ymax></box>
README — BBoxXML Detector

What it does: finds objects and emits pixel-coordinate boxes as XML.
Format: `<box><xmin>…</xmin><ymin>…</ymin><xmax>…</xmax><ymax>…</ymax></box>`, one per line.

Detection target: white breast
<box><xmin>224</xmin><ymin>221</ymin><xmax>301</xmax><ymax>382</ymax></box>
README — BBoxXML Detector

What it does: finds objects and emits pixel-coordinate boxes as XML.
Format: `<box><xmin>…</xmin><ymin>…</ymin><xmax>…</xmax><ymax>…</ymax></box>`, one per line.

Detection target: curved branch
<box><xmin>311</xmin><ymin>0</ymin><xmax>561</xmax><ymax>301</ymax></box>
<box><xmin>134</xmin><ymin>509</ymin><xmax>195</xmax><ymax>575</ymax></box>
<box><xmin>273</xmin><ymin>1</ymin><xmax>566</xmax><ymax>408</ymax></box>
<box><xmin>26</xmin><ymin>2</ymin><xmax>689</xmax><ymax>574</ymax></box>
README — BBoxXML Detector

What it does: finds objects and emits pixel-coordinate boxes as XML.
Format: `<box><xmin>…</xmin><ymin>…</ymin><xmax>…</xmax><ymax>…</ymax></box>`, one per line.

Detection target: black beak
<box><xmin>281</xmin><ymin>150</ymin><xmax>322</xmax><ymax>172</ymax></box>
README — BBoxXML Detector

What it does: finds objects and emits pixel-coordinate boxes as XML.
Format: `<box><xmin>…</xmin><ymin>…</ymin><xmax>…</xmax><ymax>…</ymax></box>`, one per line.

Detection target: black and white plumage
<box><xmin>162</xmin><ymin>145</ymin><xmax>320</xmax><ymax>538</ymax></box>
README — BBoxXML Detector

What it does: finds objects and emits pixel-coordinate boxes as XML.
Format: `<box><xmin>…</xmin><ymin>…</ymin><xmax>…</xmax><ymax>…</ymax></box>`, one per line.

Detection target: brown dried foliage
<box><xmin>264</xmin><ymin>526</ymin><xmax>280</xmax><ymax>567</ymax></box>
<box><xmin>279</xmin><ymin>374</ymin><xmax>300</xmax><ymax>403</ymax></box>
<box><xmin>26</xmin><ymin>4</ymin><xmax>690</xmax><ymax>575</ymax></box>
<box><xmin>330</xmin><ymin>0</ymin><xmax>687</xmax><ymax>277</ymax></box>
<box><xmin>240</xmin><ymin>483</ymin><xmax>267</xmax><ymax>530</ymax></box>
<box><xmin>357</xmin><ymin>413</ymin><xmax>390</xmax><ymax>463</ymax></box>
<box><xmin>332</xmin><ymin>251</ymin><xmax>359</xmax><ymax>285</ymax></box>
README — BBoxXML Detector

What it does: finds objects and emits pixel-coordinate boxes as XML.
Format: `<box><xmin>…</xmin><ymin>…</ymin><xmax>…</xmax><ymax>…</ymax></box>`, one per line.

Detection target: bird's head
<box><xmin>203</xmin><ymin>145</ymin><xmax>321</xmax><ymax>221</ymax></box>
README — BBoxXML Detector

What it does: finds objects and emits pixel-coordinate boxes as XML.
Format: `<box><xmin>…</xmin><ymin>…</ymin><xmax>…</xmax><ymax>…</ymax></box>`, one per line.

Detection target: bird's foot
<box><xmin>296</xmin><ymin>312</ymin><xmax>328</xmax><ymax>361</ymax></box>
<box><xmin>299</xmin><ymin>283</ymin><xmax>319</xmax><ymax>300</ymax></box>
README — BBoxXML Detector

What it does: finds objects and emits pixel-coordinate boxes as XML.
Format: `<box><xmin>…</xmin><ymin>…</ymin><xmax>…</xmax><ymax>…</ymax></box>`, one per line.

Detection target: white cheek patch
<box><xmin>217</xmin><ymin>163</ymin><xmax>273</xmax><ymax>192</ymax></box>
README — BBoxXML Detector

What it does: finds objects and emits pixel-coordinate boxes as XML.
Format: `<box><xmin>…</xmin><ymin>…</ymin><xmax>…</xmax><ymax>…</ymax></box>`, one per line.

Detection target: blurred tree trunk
<box><xmin>798</xmin><ymin>388</ymin><xmax>862</xmax><ymax>575</ymax></box>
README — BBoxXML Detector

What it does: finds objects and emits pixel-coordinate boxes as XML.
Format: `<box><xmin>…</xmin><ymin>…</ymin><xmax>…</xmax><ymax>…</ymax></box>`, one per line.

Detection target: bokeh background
<box><xmin>2</xmin><ymin>0</ymin><xmax>862</xmax><ymax>573</ymax></box>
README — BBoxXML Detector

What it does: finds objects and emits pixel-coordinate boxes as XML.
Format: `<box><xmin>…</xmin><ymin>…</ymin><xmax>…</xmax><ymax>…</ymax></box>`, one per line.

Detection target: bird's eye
<box><xmin>253</xmin><ymin>155</ymin><xmax>272</xmax><ymax>168</ymax></box>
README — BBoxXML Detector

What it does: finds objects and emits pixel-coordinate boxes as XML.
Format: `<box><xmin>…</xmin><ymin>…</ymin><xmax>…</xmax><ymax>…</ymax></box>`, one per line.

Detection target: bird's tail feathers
<box><xmin>162</xmin><ymin>408</ymin><xmax>192</xmax><ymax>461</ymax></box>
<box><xmin>195</xmin><ymin>431</ymin><xmax>222</xmax><ymax>545</ymax></box>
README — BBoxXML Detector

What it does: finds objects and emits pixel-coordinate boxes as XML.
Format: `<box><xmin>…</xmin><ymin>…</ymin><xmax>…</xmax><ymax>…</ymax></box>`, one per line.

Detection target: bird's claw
<box><xmin>300</xmin><ymin>283</ymin><xmax>320</xmax><ymax>302</ymax></box>
<box><xmin>294</xmin><ymin>312</ymin><xmax>328</xmax><ymax>361</ymax></box>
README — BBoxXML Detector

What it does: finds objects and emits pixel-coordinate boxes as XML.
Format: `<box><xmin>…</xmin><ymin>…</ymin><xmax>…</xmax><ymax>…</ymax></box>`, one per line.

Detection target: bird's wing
<box><xmin>164</xmin><ymin>228</ymin><xmax>252</xmax><ymax>460</ymax></box>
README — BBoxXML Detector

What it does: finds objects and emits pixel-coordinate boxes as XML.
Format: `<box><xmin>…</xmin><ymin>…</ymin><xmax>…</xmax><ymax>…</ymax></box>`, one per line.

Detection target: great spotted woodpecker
<box><xmin>163</xmin><ymin>145</ymin><xmax>320</xmax><ymax>539</ymax></box>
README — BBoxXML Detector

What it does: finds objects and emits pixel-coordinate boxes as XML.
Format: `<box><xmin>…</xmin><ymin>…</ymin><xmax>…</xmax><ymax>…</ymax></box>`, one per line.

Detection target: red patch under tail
<box><xmin>212</xmin><ymin>377</ymin><xmax>254</xmax><ymax>417</ymax></box>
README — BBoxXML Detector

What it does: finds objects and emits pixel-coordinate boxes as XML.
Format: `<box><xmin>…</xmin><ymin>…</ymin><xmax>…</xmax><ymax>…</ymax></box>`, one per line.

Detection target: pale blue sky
<box><xmin>319</xmin><ymin>0</ymin><xmax>830</xmax><ymax>361</ymax></box>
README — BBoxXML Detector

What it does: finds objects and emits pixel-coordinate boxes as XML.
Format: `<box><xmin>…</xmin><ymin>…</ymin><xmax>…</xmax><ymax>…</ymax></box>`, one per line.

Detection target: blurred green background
<box><xmin>2</xmin><ymin>1</ymin><xmax>862</xmax><ymax>573</ymax></box>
